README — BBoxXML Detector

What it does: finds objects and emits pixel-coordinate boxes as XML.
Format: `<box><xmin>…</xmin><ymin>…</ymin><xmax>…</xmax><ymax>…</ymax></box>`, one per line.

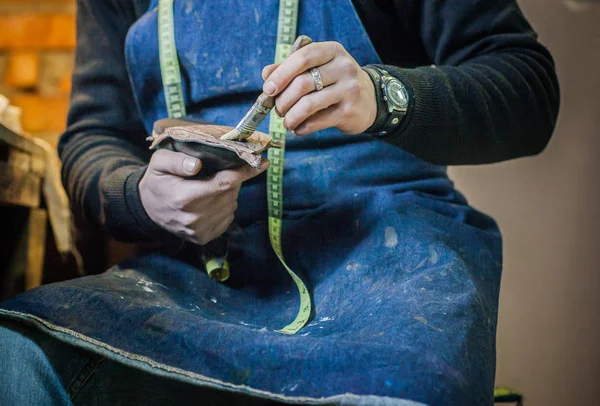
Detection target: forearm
<box><xmin>59</xmin><ymin>0</ymin><xmax>159</xmax><ymax>242</ymax></box>
<box><xmin>377</xmin><ymin>49</ymin><xmax>559</xmax><ymax>164</ymax></box>
<box><xmin>371</xmin><ymin>0</ymin><xmax>560</xmax><ymax>165</ymax></box>
<box><xmin>60</xmin><ymin>132</ymin><xmax>160</xmax><ymax>242</ymax></box>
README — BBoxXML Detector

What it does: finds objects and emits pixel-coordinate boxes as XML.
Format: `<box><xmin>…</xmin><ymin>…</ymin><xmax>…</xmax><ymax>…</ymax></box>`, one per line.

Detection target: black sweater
<box><xmin>59</xmin><ymin>0</ymin><xmax>560</xmax><ymax>242</ymax></box>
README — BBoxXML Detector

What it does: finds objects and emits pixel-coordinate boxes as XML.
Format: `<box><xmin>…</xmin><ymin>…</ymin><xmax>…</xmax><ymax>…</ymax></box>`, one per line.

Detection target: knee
<box><xmin>0</xmin><ymin>320</ymin><xmax>74</xmax><ymax>405</ymax></box>
<box><xmin>0</xmin><ymin>321</ymin><xmax>49</xmax><ymax>381</ymax></box>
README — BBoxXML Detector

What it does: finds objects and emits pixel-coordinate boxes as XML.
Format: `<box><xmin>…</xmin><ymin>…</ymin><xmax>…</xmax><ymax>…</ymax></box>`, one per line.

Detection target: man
<box><xmin>0</xmin><ymin>0</ymin><xmax>559</xmax><ymax>404</ymax></box>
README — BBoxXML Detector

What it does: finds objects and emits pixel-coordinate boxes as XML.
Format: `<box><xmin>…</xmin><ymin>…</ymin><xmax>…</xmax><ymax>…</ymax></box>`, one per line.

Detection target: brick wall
<box><xmin>0</xmin><ymin>0</ymin><xmax>76</xmax><ymax>148</ymax></box>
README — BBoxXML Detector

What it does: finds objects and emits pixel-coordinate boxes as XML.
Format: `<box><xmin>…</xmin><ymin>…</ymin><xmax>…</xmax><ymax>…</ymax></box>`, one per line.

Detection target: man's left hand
<box><xmin>261</xmin><ymin>41</ymin><xmax>377</xmax><ymax>136</ymax></box>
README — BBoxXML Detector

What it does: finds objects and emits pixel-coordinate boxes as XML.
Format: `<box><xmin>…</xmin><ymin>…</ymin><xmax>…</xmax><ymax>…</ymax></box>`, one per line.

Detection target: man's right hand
<box><xmin>139</xmin><ymin>149</ymin><xmax>269</xmax><ymax>245</ymax></box>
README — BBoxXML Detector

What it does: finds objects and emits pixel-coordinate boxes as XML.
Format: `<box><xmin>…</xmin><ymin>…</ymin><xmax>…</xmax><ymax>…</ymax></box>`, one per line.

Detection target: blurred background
<box><xmin>450</xmin><ymin>0</ymin><xmax>600</xmax><ymax>405</ymax></box>
<box><xmin>0</xmin><ymin>0</ymin><xmax>74</xmax><ymax>148</ymax></box>
<box><xmin>0</xmin><ymin>0</ymin><xmax>598</xmax><ymax>405</ymax></box>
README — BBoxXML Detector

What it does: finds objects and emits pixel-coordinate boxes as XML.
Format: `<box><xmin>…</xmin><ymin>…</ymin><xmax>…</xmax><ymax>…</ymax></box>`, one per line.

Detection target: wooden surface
<box><xmin>0</xmin><ymin>123</ymin><xmax>46</xmax><ymax>207</ymax></box>
<box><xmin>0</xmin><ymin>0</ymin><xmax>73</xmax><ymax>3</ymax></box>
<box><xmin>0</xmin><ymin>160</ymin><xmax>41</xmax><ymax>207</ymax></box>
<box><xmin>0</xmin><ymin>1</ymin><xmax>75</xmax><ymax>142</ymax></box>
<box><xmin>0</xmin><ymin>123</ymin><xmax>46</xmax><ymax>170</ymax></box>
<box><xmin>24</xmin><ymin>208</ymin><xmax>47</xmax><ymax>290</ymax></box>
<box><xmin>0</xmin><ymin>207</ymin><xmax>47</xmax><ymax>299</ymax></box>
<box><xmin>9</xmin><ymin>93</ymin><xmax>69</xmax><ymax>133</ymax></box>
<box><xmin>0</xmin><ymin>14</ymin><xmax>75</xmax><ymax>50</ymax></box>
<box><xmin>0</xmin><ymin>2</ymin><xmax>74</xmax><ymax>296</ymax></box>
<box><xmin>3</xmin><ymin>50</ymin><xmax>39</xmax><ymax>89</ymax></box>
<box><xmin>0</xmin><ymin>124</ymin><xmax>48</xmax><ymax>298</ymax></box>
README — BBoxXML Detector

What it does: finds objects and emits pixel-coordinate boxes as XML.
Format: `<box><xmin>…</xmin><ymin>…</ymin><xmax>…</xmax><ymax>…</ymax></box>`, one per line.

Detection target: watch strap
<box><xmin>362</xmin><ymin>66</ymin><xmax>388</xmax><ymax>135</ymax></box>
<box><xmin>362</xmin><ymin>65</ymin><xmax>408</xmax><ymax>137</ymax></box>
<box><xmin>382</xmin><ymin>102</ymin><xmax>407</xmax><ymax>133</ymax></box>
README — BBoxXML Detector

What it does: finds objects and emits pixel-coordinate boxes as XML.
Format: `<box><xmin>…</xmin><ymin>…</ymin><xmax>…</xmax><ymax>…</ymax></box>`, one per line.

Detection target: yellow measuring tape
<box><xmin>158</xmin><ymin>0</ymin><xmax>186</xmax><ymax>119</ymax></box>
<box><xmin>267</xmin><ymin>0</ymin><xmax>312</xmax><ymax>334</ymax></box>
<box><xmin>158</xmin><ymin>0</ymin><xmax>311</xmax><ymax>334</ymax></box>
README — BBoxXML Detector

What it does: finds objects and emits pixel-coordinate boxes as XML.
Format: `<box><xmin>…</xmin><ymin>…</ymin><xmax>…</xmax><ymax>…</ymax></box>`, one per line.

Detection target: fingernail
<box><xmin>183</xmin><ymin>157</ymin><xmax>199</xmax><ymax>173</ymax></box>
<box><xmin>264</xmin><ymin>81</ymin><xmax>277</xmax><ymax>96</ymax></box>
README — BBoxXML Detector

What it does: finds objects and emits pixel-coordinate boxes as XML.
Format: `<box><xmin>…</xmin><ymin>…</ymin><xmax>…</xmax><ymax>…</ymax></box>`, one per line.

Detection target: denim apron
<box><xmin>0</xmin><ymin>1</ymin><xmax>503</xmax><ymax>405</ymax></box>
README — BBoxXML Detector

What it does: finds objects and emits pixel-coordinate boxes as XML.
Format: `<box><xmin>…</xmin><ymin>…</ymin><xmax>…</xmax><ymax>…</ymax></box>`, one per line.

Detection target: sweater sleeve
<box><xmin>58</xmin><ymin>0</ymin><xmax>162</xmax><ymax>242</ymax></box>
<box><xmin>369</xmin><ymin>0</ymin><xmax>560</xmax><ymax>165</ymax></box>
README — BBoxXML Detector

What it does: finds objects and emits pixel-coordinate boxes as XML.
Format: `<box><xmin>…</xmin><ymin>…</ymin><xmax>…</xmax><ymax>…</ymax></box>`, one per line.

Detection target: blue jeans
<box><xmin>0</xmin><ymin>320</ymin><xmax>283</xmax><ymax>405</ymax></box>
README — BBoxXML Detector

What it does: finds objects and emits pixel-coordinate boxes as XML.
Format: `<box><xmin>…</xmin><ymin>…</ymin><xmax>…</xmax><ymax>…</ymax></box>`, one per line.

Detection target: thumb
<box><xmin>149</xmin><ymin>149</ymin><xmax>202</xmax><ymax>177</ymax></box>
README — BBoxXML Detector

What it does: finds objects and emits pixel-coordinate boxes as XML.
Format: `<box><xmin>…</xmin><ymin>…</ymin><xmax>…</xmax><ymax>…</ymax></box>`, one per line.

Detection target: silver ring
<box><xmin>310</xmin><ymin>68</ymin><xmax>324</xmax><ymax>91</ymax></box>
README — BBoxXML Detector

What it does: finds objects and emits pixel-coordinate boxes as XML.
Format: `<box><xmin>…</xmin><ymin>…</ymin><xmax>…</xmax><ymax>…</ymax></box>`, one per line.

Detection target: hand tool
<box><xmin>219</xmin><ymin>35</ymin><xmax>312</xmax><ymax>141</ymax></box>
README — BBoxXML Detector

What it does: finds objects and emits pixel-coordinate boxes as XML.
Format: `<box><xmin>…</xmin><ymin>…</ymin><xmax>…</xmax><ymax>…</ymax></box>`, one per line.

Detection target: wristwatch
<box><xmin>362</xmin><ymin>66</ymin><xmax>410</xmax><ymax>137</ymax></box>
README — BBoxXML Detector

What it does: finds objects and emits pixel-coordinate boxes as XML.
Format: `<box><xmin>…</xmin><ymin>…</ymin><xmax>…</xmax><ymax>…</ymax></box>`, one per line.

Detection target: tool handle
<box><xmin>258</xmin><ymin>35</ymin><xmax>313</xmax><ymax>108</ymax></box>
<box><xmin>225</xmin><ymin>36</ymin><xmax>312</xmax><ymax>140</ymax></box>
<box><xmin>291</xmin><ymin>34</ymin><xmax>313</xmax><ymax>55</ymax></box>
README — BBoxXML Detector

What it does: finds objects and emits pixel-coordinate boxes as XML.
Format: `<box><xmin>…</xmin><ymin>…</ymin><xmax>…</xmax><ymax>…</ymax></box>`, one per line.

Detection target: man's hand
<box><xmin>261</xmin><ymin>41</ymin><xmax>377</xmax><ymax>136</ymax></box>
<box><xmin>139</xmin><ymin>149</ymin><xmax>269</xmax><ymax>245</ymax></box>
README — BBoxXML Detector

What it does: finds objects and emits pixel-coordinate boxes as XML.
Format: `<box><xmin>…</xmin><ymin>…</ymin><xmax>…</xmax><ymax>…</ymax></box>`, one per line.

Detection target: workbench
<box><xmin>0</xmin><ymin>123</ymin><xmax>48</xmax><ymax>300</ymax></box>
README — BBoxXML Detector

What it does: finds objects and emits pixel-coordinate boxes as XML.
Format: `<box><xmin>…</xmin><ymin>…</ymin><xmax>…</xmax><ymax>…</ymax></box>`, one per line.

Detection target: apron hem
<box><xmin>0</xmin><ymin>309</ymin><xmax>428</xmax><ymax>406</ymax></box>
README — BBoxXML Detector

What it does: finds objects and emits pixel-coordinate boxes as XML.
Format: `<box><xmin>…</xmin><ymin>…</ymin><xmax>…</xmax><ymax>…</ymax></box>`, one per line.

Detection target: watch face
<box><xmin>385</xmin><ymin>80</ymin><xmax>409</xmax><ymax>109</ymax></box>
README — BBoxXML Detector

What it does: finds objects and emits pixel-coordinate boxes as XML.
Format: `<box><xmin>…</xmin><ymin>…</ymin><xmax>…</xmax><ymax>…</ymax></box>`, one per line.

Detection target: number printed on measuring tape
<box><xmin>158</xmin><ymin>0</ymin><xmax>187</xmax><ymax>119</ymax></box>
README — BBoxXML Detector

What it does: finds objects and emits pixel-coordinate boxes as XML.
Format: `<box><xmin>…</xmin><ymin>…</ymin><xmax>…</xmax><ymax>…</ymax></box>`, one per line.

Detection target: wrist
<box><xmin>101</xmin><ymin>165</ymin><xmax>165</xmax><ymax>242</ymax></box>
<box><xmin>361</xmin><ymin>65</ymin><xmax>410</xmax><ymax>137</ymax></box>
<box><xmin>362</xmin><ymin>66</ymin><xmax>387</xmax><ymax>134</ymax></box>
<box><xmin>135</xmin><ymin>168</ymin><xmax>170</xmax><ymax>238</ymax></box>
<box><xmin>360</xmin><ymin>68</ymin><xmax>378</xmax><ymax>133</ymax></box>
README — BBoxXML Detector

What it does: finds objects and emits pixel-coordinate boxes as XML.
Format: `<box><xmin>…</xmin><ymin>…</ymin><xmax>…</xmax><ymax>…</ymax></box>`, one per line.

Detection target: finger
<box><xmin>262</xmin><ymin>63</ymin><xmax>280</xmax><ymax>80</ymax></box>
<box><xmin>207</xmin><ymin>213</ymin><xmax>236</xmax><ymax>244</ymax></box>
<box><xmin>174</xmin><ymin>160</ymin><xmax>268</xmax><ymax>205</ymax></box>
<box><xmin>194</xmin><ymin>210</ymin><xmax>235</xmax><ymax>246</ymax></box>
<box><xmin>149</xmin><ymin>149</ymin><xmax>202</xmax><ymax>177</ymax></box>
<box><xmin>262</xmin><ymin>42</ymin><xmax>339</xmax><ymax>96</ymax></box>
<box><xmin>224</xmin><ymin>159</ymin><xmax>270</xmax><ymax>184</ymax></box>
<box><xmin>179</xmin><ymin>194</ymin><xmax>233</xmax><ymax>244</ymax></box>
<box><xmin>207</xmin><ymin>160</ymin><xmax>270</xmax><ymax>194</ymax></box>
<box><xmin>275</xmin><ymin>59</ymin><xmax>339</xmax><ymax>116</ymax></box>
<box><xmin>283</xmin><ymin>83</ymin><xmax>343</xmax><ymax>132</ymax></box>
<box><xmin>293</xmin><ymin>104</ymin><xmax>345</xmax><ymax>136</ymax></box>
<box><xmin>214</xmin><ymin>186</ymin><xmax>240</xmax><ymax>214</ymax></box>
